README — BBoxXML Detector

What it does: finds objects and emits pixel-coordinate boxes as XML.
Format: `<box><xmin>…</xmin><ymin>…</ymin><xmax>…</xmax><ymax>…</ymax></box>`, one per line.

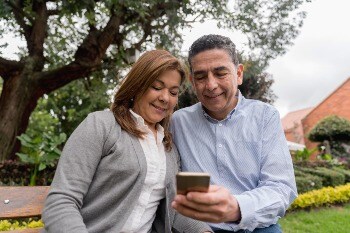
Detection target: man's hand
<box><xmin>171</xmin><ymin>185</ymin><xmax>241</xmax><ymax>223</ymax></box>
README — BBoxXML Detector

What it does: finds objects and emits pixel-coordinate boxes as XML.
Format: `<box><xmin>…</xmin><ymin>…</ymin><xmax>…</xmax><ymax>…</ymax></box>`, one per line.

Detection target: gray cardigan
<box><xmin>42</xmin><ymin>111</ymin><xmax>211</xmax><ymax>233</ymax></box>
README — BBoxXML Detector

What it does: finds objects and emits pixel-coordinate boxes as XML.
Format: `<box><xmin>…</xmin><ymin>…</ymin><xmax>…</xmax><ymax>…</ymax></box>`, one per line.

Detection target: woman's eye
<box><xmin>152</xmin><ymin>86</ymin><xmax>162</xmax><ymax>91</ymax></box>
<box><xmin>170</xmin><ymin>91</ymin><xmax>178</xmax><ymax>96</ymax></box>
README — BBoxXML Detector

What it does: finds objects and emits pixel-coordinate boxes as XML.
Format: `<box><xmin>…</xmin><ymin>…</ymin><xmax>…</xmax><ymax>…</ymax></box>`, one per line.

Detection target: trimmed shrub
<box><xmin>0</xmin><ymin>219</ymin><xmax>43</xmax><ymax>231</ymax></box>
<box><xmin>290</xmin><ymin>183</ymin><xmax>350</xmax><ymax>210</ymax></box>
<box><xmin>333</xmin><ymin>167</ymin><xmax>350</xmax><ymax>183</ymax></box>
<box><xmin>295</xmin><ymin>172</ymin><xmax>323</xmax><ymax>194</ymax></box>
<box><xmin>297</xmin><ymin>167</ymin><xmax>345</xmax><ymax>187</ymax></box>
<box><xmin>308</xmin><ymin>115</ymin><xmax>350</xmax><ymax>158</ymax></box>
<box><xmin>293</xmin><ymin>160</ymin><xmax>332</xmax><ymax>169</ymax></box>
<box><xmin>308</xmin><ymin>115</ymin><xmax>350</xmax><ymax>142</ymax></box>
<box><xmin>316</xmin><ymin>167</ymin><xmax>346</xmax><ymax>186</ymax></box>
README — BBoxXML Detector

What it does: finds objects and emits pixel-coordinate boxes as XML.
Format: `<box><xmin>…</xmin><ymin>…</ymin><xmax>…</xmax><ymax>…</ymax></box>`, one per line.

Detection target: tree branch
<box><xmin>98</xmin><ymin>13</ymin><xmax>122</xmax><ymax>52</ymax></box>
<box><xmin>0</xmin><ymin>57</ymin><xmax>24</xmax><ymax>79</ymax></box>
<box><xmin>132</xmin><ymin>23</ymin><xmax>156</xmax><ymax>50</ymax></box>
<box><xmin>132</xmin><ymin>1</ymin><xmax>178</xmax><ymax>49</ymax></box>
<box><xmin>38</xmin><ymin>6</ymin><xmax>123</xmax><ymax>93</ymax></box>
<box><xmin>74</xmin><ymin>8</ymin><xmax>122</xmax><ymax>67</ymax></box>
<box><xmin>47</xmin><ymin>9</ymin><xmax>60</xmax><ymax>16</ymax></box>
<box><xmin>28</xmin><ymin>0</ymin><xmax>48</xmax><ymax>59</ymax></box>
<box><xmin>37</xmin><ymin>62</ymin><xmax>98</xmax><ymax>94</ymax></box>
<box><xmin>7</xmin><ymin>0</ymin><xmax>32</xmax><ymax>40</ymax></box>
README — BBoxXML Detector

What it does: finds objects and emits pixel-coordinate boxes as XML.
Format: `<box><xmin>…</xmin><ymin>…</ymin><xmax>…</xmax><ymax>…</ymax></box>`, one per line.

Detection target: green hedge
<box><xmin>295</xmin><ymin>171</ymin><xmax>323</xmax><ymax>194</ymax></box>
<box><xmin>297</xmin><ymin>167</ymin><xmax>345</xmax><ymax>187</ymax></box>
<box><xmin>0</xmin><ymin>219</ymin><xmax>43</xmax><ymax>231</ymax></box>
<box><xmin>290</xmin><ymin>183</ymin><xmax>350</xmax><ymax>210</ymax></box>
<box><xmin>332</xmin><ymin>167</ymin><xmax>350</xmax><ymax>183</ymax></box>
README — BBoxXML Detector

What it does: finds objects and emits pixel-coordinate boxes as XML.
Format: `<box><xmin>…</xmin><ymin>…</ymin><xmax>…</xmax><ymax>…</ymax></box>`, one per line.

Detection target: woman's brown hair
<box><xmin>110</xmin><ymin>50</ymin><xmax>186</xmax><ymax>151</ymax></box>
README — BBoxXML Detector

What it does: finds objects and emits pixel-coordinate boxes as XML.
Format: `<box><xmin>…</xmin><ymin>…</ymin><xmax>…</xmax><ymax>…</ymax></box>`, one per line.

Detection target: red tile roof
<box><xmin>282</xmin><ymin>107</ymin><xmax>314</xmax><ymax>130</ymax></box>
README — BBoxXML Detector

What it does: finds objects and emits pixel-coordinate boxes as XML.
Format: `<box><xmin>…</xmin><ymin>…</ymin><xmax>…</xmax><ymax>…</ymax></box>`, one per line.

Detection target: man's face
<box><xmin>190</xmin><ymin>49</ymin><xmax>243</xmax><ymax>120</ymax></box>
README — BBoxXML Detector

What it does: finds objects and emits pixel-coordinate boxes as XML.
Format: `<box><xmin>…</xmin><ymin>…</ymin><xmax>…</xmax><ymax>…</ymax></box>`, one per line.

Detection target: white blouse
<box><xmin>120</xmin><ymin>110</ymin><xmax>167</xmax><ymax>233</ymax></box>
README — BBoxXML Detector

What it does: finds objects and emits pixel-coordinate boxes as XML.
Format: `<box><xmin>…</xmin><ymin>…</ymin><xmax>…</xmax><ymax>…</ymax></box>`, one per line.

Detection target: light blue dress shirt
<box><xmin>171</xmin><ymin>91</ymin><xmax>297</xmax><ymax>231</ymax></box>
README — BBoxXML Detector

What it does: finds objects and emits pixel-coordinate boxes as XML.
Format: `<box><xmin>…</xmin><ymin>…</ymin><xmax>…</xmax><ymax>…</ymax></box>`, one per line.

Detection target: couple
<box><xmin>42</xmin><ymin>35</ymin><xmax>297</xmax><ymax>233</ymax></box>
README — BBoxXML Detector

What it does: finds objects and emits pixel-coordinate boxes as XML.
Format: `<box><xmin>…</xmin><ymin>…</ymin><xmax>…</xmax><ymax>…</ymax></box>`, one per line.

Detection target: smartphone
<box><xmin>176</xmin><ymin>172</ymin><xmax>210</xmax><ymax>195</ymax></box>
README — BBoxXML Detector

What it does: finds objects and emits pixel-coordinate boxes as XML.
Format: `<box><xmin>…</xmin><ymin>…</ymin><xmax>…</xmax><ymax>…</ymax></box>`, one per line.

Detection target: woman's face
<box><xmin>133</xmin><ymin>69</ymin><xmax>181</xmax><ymax>129</ymax></box>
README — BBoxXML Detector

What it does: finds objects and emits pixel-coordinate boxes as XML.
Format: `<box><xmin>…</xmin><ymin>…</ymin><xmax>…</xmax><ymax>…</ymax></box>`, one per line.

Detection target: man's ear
<box><xmin>237</xmin><ymin>64</ymin><xmax>244</xmax><ymax>85</ymax></box>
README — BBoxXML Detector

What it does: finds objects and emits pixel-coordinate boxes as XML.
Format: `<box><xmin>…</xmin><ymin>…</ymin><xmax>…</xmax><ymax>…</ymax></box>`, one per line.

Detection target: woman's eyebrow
<box><xmin>154</xmin><ymin>79</ymin><xmax>164</xmax><ymax>85</ymax></box>
<box><xmin>154</xmin><ymin>79</ymin><xmax>179</xmax><ymax>88</ymax></box>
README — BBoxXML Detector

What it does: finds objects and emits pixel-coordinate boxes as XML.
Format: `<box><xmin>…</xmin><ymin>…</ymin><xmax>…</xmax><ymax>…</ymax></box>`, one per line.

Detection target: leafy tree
<box><xmin>36</xmin><ymin>75</ymin><xmax>114</xmax><ymax>136</ymax></box>
<box><xmin>239</xmin><ymin>55</ymin><xmax>276</xmax><ymax>104</ymax></box>
<box><xmin>25</xmin><ymin>63</ymin><xmax>118</xmax><ymax>140</ymax></box>
<box><xmin>293</xmin><ymin>148</ymin><xmax>317</xmax><ymax>162</ymax></box>
<box><xmin>0</xmin><ymin>0</ymin><xmax>311</xmax><ymax>161</ymax></box>
<box><xmin>308</xmin><ymin>115</ymin><xmax>350</xmax><ymax>158</ymax></box>
<box><xmin>178</xmin><ymin>80</ymin><xmax>198</xmax><ymax>109</ymax></box>
<box><xmin>16</xmin><ymin>132</ymin><xmax>66</xmax><ymax>186</ymax></box>
<box><xmin>308</xmin><ymin>116</ymin><xmax>350</xmax><ymax>142</ymax></box>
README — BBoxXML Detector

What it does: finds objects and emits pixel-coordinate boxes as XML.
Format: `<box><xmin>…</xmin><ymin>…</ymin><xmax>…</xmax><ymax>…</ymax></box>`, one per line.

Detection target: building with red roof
<box><xmin>282</xmin><ymin>77</ymin><xmax>350</xmax><ymax>150</ymax></box>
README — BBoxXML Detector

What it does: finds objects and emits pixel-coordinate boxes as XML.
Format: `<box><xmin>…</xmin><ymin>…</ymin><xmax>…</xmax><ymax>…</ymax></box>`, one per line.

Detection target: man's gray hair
<box><xmin>188</xmin><ymin>34</ymin><xmax>239</xmax><ymax>71</ymax></box>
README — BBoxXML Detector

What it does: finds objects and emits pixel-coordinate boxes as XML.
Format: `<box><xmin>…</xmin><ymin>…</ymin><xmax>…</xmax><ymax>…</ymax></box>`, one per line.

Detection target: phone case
<box><xmin>176</xmin><ymin>172</ymin><xmax>210</xmax><ymax>195</ymax></box>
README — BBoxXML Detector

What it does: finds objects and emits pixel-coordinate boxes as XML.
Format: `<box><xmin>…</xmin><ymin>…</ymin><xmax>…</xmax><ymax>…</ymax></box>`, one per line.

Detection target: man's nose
<box><xmin>205</xmin><ymin>73</ymin><xmax>218</xmax><ymax>91</ymax></box>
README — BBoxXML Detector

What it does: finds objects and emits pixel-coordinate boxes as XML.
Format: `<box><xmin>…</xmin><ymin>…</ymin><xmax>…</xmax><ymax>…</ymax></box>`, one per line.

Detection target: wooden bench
<box><xmin>0</xmin><ymin>186</ymin><xmax>50</xmax><ymax>233</ymax></box>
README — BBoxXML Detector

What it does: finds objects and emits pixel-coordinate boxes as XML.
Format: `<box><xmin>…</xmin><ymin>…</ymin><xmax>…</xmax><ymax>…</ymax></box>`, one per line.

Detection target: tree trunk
<box><xmin>0</xmin><ymin>74</ymin><xmax>43</xmax><ymax>161</ymax></box>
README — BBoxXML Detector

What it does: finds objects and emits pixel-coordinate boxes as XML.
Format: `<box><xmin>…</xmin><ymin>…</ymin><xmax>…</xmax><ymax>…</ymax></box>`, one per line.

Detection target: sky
<box><xmin>1</xmin><ymin>0</ymin><xmax>350</xmax><ymax>118</ymax></box>
<box><xmin>180</xmin><ymin>0</ymin><xmax>350</xmax><ymax>117</ymax></box>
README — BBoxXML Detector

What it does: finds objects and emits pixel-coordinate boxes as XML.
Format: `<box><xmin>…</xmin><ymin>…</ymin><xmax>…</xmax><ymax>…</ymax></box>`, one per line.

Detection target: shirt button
<box><xmin>219</xmin><ymin>123</ymin><xmax>223</xmax><ymax>126</ymax></box>
<box><xmin>218</xmin><ymin>144</ymin><xmax>223</xmax><ymax>148</ymax></box>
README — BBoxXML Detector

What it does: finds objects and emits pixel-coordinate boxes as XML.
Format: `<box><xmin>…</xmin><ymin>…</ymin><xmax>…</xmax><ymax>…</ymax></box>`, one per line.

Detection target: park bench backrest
<box><xmin>0</xmin><ymin>186</ymin><xmax>50</xmax><ymax>233</ymax></box>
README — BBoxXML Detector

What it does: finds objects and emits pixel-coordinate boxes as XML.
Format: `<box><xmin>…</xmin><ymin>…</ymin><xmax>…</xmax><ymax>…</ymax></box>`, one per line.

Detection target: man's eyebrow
<box><xmin>192</xmin><ymin>70</ymin><xmax>206</xmax><ymax>76</ymax></box>
<box><xmin>213</xmin><ymin>66</ymin><xmax>229</xmax><ymax>72</ymax></box>
<box><xmin>193</xmin><ymin>66</ymin><xmax>229</xmax><ymax>75</ymax></box>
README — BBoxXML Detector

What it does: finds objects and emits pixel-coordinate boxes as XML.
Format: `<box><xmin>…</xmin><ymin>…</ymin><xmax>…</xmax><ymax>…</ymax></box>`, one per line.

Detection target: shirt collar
<box><xmin>129</xmin><ymin>109</ymin><xmax>164</xmax><ymax>135</ymax></box>
<box><xmin>202</xmin><ymin>90</ymin><xmax>243</xmax><ymax>123</ymax></box>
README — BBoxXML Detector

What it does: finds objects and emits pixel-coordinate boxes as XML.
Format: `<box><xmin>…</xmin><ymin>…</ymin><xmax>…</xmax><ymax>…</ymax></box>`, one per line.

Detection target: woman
<box><xmin>42</xmin><ymin>50</ymin><xmax>212</xmax><ymax>233</ymax></box>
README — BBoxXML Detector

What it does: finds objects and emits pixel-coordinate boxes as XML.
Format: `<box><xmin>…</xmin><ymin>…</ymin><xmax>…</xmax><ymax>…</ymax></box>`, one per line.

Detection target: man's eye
<box><xmin>216</xmin><ymin>73</ymin><xmax>227</xmax><ymax>78</ymax></box>
<box><xmin>194</xmin><ymin>75</ymin><xmax>206</xmax><ymax>80</ymax></box>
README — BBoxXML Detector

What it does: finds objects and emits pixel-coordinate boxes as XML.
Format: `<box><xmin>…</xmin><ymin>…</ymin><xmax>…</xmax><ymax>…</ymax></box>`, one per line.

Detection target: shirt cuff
<box><xmin>234</xmin><ymin>194</ymin><xmax>255</xmax><ymax>229</ymax></box>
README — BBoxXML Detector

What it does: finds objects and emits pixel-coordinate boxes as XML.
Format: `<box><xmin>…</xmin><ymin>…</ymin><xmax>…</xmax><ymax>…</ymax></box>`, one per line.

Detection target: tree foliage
<box><xmin>308</xmin><ymin>115</ymin><xmax>350</xmax><ymax>158</ymax></box>
<box><xmin>0</xmin><ymin>0</ymin><xmax>311</xmax><ymax>161</ymax></box>
<box><xmin>16</xmin><ymin>132</ymin><xmax>66</xmax><ymax>186</ymax></box>
<box><xmin>238</xmin><ymin>54</ymin><xmax>276</xmax><ymax>104</ymax></box>
<box><xmin>308</xmin><ymin>116</ymin><xmax>350</xmax><ymax>142</ymax></box>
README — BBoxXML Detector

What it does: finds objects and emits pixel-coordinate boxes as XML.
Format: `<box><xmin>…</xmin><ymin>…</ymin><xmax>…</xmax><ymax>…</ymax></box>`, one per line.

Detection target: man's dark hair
<box><xmin>188</xmin><ymin>34</ymin><xmax>239</xmax><ymax>71</ymax></box>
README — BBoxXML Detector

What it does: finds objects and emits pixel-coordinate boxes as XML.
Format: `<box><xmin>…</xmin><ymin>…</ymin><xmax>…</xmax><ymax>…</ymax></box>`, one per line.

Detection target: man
<box><xmin>171</xmin><ymin>34</ymin><xmax>297</xmax><ymax>232</ymax></box>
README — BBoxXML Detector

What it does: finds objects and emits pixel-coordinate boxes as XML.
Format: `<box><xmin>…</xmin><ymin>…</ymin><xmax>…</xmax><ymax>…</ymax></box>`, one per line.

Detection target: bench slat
<box><xmin>0</xmin><ymin>186</ymin><xmax>50</xmax><ymax>219</ymax></box>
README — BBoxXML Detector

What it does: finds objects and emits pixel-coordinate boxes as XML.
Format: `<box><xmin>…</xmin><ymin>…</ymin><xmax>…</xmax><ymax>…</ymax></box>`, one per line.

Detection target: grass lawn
<box><xmin>279</xmin><ymin>203</ymin><xmax>350</xmax><ymax>233</ymax></box>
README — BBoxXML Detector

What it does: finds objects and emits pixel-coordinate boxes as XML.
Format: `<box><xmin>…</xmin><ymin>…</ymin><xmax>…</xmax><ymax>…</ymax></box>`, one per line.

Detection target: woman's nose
<box><xmin>159</xmin><ymin>89</ymin><xmax>169</xmax><ymax>102</ymax></box>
